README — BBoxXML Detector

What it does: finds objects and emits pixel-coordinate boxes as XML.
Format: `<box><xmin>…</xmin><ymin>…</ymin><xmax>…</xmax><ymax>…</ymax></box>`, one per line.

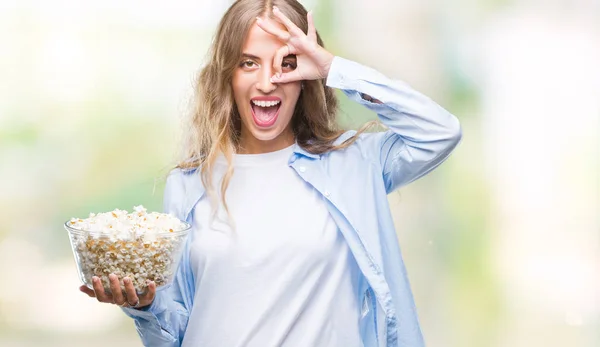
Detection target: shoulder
<box><xmin>327</xmin><ymin>129</ymin><xmax>389</xmax><ymax>163</ymax></box>
<box><xmin>332</xmin><ymin>130</ymin><xmax>358</xmax><ymax>146</ymax></box>
<box><xmin>163</xmin><ymin>169</ymin><xmax>185</xmax><ymax>212</ymax></box>
<box><xmin>163</xmin><ymin>167</ymin><xmax>204</xmax><ymax>217</ymax></box>
<box><xmin>165</xmin><ymin>167</ymin><xmax>186</xmax><ymax>191</ymax></box>
<box><xmin>165</xmin><ymin>166</ymin><xmax>203</xmax><ymax>192</ymax></box>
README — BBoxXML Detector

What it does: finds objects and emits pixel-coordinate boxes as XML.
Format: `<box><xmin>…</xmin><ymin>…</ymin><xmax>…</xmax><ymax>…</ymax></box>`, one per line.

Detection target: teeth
<box><xmin>252</xmin><ymin>100</ymin><xmax>281</xmax><ymax>107</ymax></box>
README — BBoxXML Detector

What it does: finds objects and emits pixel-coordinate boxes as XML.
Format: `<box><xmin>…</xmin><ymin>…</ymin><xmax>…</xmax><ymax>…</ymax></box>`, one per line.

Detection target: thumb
<box><xmin>271</xmin><ymin>70</ymin><xmax>303</xmax><ymax>84</ymax></box>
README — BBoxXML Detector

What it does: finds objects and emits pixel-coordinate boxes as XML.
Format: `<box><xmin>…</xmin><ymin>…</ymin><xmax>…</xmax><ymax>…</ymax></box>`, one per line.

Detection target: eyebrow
<box><xmin>241</xmin><ymin>53</ymin><xmax>260</xmax><ymax>61</ymax></box>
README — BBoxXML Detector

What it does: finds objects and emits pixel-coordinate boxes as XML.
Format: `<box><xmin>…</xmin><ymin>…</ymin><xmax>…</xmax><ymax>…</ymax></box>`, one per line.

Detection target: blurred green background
<box><xmin>1</xmin><ymin>0</ymin><xmax>598</xmax><ymax>346</ymax></box>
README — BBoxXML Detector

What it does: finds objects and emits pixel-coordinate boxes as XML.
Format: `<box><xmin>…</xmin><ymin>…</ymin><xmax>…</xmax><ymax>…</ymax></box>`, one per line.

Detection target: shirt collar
<box><xmin>292</xmin><ymin>142</ymin><xmax>320</xmax><ymax>159</ymax></box>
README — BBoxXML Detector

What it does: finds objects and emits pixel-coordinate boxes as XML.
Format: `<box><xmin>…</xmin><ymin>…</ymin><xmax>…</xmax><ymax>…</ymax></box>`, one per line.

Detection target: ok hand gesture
<box><xmin>256</xmin><ymin>7</ymin><xmax>334</xmax><ymax>83</ymax></box>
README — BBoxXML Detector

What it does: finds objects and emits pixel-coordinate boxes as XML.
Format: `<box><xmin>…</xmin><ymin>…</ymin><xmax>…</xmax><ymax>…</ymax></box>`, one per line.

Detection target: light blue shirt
<box><xmin>123</xmin><ymin>56</ymin><xmax>462</xmax><ymax>347</ymax></box>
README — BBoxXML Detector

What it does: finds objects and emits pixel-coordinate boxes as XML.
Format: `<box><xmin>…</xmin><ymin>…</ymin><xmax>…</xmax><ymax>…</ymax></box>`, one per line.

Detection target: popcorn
<box><xmin>66</xmin><ymin>206</ymin><xmax>190</xmax><ymax>294</ymax></box>
<box><xmin>68</xmin><ymin>206</ymin><xmax>186</xmax><ymax>240</ymax></box>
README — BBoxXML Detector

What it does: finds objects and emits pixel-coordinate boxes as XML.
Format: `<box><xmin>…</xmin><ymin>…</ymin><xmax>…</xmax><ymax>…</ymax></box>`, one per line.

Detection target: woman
<box><xmin>79</xmin><ymin>0</ymin><xmax>462</xmax><ymax>346</ymax></box>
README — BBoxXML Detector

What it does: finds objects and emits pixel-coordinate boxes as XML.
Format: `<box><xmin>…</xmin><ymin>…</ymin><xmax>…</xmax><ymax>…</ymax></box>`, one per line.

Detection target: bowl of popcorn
<box><xmin>65</xmin><ymin>205</ymin><xmax>191</xmax><ymax>295</ymax></box>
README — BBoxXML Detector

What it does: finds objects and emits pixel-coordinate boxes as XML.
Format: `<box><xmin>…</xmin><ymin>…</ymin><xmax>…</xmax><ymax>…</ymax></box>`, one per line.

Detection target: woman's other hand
<box><xmin>79</xmin><ymin>274</ymin><xmax>156</xmax><ymax>310</ymax></box>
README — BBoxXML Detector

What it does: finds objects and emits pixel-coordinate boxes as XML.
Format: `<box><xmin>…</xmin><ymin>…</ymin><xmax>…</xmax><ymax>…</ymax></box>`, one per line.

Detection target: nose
<box><xmin>255</xmin><ymin>65</ymin><xmax>277</xmax><ymax>94</ymax></box>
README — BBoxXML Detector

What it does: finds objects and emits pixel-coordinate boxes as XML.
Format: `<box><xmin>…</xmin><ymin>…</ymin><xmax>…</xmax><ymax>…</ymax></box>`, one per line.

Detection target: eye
<box><xmin>240</xmin><ymin>60</ymin><xmax>257</xmax><ymax>69</ymax></box>
<box><xmin>282</xmin><ymin>59</ymin><xmax>297</xmax><ymax>71</ymax></box>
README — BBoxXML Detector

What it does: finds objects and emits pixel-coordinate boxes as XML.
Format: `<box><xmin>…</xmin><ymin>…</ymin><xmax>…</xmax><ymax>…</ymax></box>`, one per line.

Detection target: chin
<box><xmin>248</xmin><ymin>126</ymin><xmax>286</xmax><ymax>142</ymax></box>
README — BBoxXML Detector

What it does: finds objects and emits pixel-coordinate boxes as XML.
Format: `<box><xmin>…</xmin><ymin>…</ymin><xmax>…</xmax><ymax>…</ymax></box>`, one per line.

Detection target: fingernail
<box><xmin>124</xmin><ymin>277</ymin><xmax>130</xmax><ymax>284</ymax></box>
<box><xmin>92</xmin><ymin>276</ymin><xmax>98</xmax><ymax>283</ymax></box>
<box><xmin>273</xmin><ymin>6</ymin><xmax>279</xmax><ymax>12</ymax></box>
<box><xmin>256</xmin><ymin>17</ymin><xmax>261</xmax><ymax>22</ymax></box>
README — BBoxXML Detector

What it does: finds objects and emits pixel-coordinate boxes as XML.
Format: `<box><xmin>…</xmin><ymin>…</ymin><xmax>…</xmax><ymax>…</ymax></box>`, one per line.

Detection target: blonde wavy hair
<box><xmin>178</xmin><ymin>0</ymin><xmax>375</xmax><ymax>217</ymax></box>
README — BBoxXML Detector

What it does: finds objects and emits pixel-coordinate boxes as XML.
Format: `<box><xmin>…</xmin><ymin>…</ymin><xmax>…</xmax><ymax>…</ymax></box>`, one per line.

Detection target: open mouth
<box><xmin>250</xmin><ymin>99</ymin><xmax>281</xmax><ymax>128</ymax></box>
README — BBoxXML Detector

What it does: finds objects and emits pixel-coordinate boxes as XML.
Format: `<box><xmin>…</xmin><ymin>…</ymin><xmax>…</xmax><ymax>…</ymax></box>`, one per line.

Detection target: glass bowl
<box><xmin>65</xmin><ymin>220</ymin><xmax>191</xmax><ymax>295</ymax></box>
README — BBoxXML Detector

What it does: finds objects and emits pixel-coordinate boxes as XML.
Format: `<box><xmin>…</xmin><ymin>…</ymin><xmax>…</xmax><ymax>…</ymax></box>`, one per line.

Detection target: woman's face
<box><xmin>232</xmin><ymin>18</ymin><xmax>301</xmax><ymax>154</ymax></box>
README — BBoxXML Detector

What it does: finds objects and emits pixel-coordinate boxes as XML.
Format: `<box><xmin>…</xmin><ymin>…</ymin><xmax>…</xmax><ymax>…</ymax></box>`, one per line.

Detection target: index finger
<box><xmin>272</xmin><ymin>6</ymin><xmax>304</xmax><ymax>36</ymax></box>
<box><xmin>256</xmin><ymin>17</ymin><xmax>291</xmax><ymax>43</ymax></box>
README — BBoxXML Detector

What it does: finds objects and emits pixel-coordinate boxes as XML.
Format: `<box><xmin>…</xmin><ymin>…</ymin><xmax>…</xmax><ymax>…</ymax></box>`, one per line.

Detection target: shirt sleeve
<box><xmin>120</xmin><ymin>171</ymin><xmax>192</xmax><ymax>347</ymax></box>
<box><xmin>326</xmin><ymin>56</ymin><xmax>462</xmax><ymax>193</ymax></box>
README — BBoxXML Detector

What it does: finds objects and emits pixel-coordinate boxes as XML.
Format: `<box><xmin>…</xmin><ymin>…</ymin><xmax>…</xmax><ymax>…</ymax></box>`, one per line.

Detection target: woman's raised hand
<box><xmin>256</xmin><ymin>7</ymin><xmax>334</xmax><ymax>83</ymax></box>
<box><xmin>79</xmin><ymin>274</ymin><xmax>156</xmax><ymax>309</ymax></box>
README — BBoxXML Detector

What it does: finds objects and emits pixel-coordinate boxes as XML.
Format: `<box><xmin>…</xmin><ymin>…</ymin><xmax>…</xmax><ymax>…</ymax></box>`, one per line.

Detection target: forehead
<box><xmin>242</xmin><ymin>20</ymin><xmax>288</xmax><ymax>56</ymax></box>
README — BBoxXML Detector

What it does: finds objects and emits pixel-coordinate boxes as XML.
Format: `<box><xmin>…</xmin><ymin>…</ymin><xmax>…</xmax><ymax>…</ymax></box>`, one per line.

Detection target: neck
<box><xmin>238</xmin><ymin>130</ymin><xmax>295</xmax><ymax>154</ymax></box>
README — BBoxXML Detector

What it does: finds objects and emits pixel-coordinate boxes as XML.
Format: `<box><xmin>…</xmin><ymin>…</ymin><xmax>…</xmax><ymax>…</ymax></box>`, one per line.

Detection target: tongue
<box><xmin>252</xmin><ymin>104</ymin><xmax>279</xmax><ymax>122</ymax></box>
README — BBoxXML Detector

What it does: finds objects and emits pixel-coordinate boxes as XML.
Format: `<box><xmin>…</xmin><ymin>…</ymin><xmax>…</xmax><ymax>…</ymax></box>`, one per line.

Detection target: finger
<box><xmin>123</xmin><ymin>277</ymin><xmax>139</xmax><ymax>306</ymax></box>
<box><xmin>109</xmin><ymin>274</ymin><xmax>125</xmax><ymax>305</ymax></box>
<box><xmin>139</xmin><ymin>281</ymin><xmax>156</xmax><ymax>305</ymax></box>
<box><xmin>256</xmin><ymin>17</ymin><xmax>290</xmax><ymax>42</ymax></box>
<box><xmin>272</xmin><ymin>6</ymin><xmax>303</xmax><ymax>36</ymax></box>
<box><xmin>92</xmin><ymin>276</ymin><xmax>112</xmax><ymax>303</ymax></box>
<box><xmin>79</xmin><ymin>285</ymin><xmax>96</xmax><ymax>298</ymax></box>
<box><xmin>307</xmin><ymin>11</ymin><xmax>317</xmax><ymax>42</ymax></box>
<box><xmin>272</xmin><ymin>45</ymin><xmax>291</xmax><ymax>77</ymax></box>
<box><xmin>272</xmin><ymin>69</ymin><xmax>303</xmax><ymax>84</ymax></box>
